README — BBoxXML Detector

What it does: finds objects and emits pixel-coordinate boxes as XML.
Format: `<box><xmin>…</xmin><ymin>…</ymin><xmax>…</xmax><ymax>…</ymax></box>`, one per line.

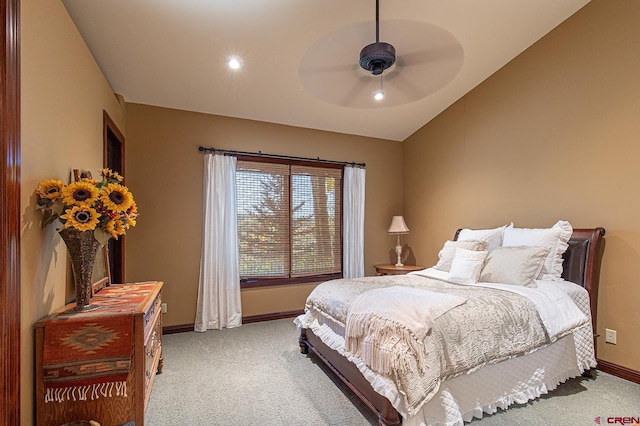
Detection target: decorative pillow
<box><xmin>502</xmin><ymin>220</ymin><xmax>573</xmax><ymax>281</ymax></box>
<box><xmin>448</xmin><ymin>248</ymin><xmax>489</xmax><ymax>284</ymax></box>
<box><xmin>457</xmin><ymin>223</ymin><xmax>513</xmax><ymax>252</ymax></box>
<box><xmin>479</xmin><ymin>246</ymin><xmax>550</xmax><ymax>287</ymax></box>
<box><xmin>434</xmin><ymin>240</ymin><xmax>488</xmax><ymax>272</ymax></box>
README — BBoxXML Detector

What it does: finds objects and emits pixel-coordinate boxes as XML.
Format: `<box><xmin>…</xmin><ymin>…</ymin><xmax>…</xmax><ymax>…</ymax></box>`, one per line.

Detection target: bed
<box><xmin>296</xmin><ymin>225</ymin><xmax>605</xmax><ymax>426</ymax></box>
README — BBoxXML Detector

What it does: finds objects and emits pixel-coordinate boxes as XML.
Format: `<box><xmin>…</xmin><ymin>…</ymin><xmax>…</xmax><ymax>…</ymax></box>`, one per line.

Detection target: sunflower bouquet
<box><xmin>35</xmin><ymin>168</ymin><xmax>138</xmax><ymax>244</ymax></box>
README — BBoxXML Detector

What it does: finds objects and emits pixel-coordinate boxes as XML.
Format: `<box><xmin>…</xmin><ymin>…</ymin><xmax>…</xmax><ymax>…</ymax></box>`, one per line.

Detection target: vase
<box><xmin>59</xmin><ymin>227</ymin><xmax>102</xmax><ymax>312</ymax></box>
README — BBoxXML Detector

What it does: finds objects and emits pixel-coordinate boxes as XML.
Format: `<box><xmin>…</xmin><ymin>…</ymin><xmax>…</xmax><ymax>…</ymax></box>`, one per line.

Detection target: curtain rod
<box><xmin>198</xmin><ymin>146</ymin><xmax>365</xmax><ymax>168</ymax></box>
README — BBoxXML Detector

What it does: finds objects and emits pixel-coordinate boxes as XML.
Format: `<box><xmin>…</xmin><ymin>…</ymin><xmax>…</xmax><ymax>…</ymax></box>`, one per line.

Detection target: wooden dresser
<box><xmin>35</xmin><ymin>281</ymin><xmax>163</xmax><ymax>426</ymax></box>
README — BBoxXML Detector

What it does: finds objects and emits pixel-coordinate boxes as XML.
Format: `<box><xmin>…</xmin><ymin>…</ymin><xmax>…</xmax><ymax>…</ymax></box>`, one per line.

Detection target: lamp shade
<box><xmin>387</xmin><ymin>216</ymin><xmax>410</xmax><ymax>234</ymax></box>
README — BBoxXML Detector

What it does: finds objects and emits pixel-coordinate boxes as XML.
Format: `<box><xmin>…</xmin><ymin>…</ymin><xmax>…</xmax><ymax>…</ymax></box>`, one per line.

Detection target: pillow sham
<box><xmin>502</xmin><ymin>220</ymin><xmax>573</xmax><ymax>281</ymax></box>
<box><xmin>434</xmin><ymin>240</ymin><xmax>488</xmax><ymax>272</ymax></box>
<box><xmin>448</xmin><ymin>248</ymin><xmax>488</xmax><ymax>284</ymax></box>
<box><xmin>479</xmin><ymin>246</ymin><xmax>550</xmax><ymax>287</ymax></box>
<box><xmin>457</xmin><ymin>223</ymin><xmax>512</xmax><ymax>252</ymax></box>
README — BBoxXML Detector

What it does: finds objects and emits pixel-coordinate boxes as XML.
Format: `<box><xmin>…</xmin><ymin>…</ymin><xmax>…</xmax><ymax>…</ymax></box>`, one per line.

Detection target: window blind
<box><xmin>237</xmin><ymin>161</ymin><xmax>290</xmax><ymax>278</ymax></box>
<box><xmin>236</xmin><ymin>160</ymin><xmax>342</xmax><ymax>280</ymax></box>
<box><xmin>290</xmin><ymin>165</ymin><xmax>342</xmax><ymax>277</ymax></box>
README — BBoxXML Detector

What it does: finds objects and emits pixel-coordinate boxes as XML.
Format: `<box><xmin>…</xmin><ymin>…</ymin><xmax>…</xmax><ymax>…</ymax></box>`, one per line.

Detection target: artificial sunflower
<box><xmin>123</xmin><ymin>203</ymin><xmax>139</xmax><ymax>228</ymax></box>
<box><xmin>60</xmin><ymin>205</ymin><xmax>100</xmax><ymax>231</ymax></box>
<box><xmin>35</xmin><ymin>179</ymin><xmax>64</xmax><ymax>202</ymax></box>
<box><xmin>34</xmin><ymin>168</ymin><xmax>138</xmax><ymax>240</ymax></box>
<box><xmin>106</xmin><ymin>218</ymin><xmax>126</xmax><ymax>239</ymax></box>
<box><xmin>101</xmin><ymin>168</ymin><xmax>124</xmax><ymax>183</ymax></box>
<box><xmin>62</xmin><ymin>180</ymin><xmax>99</xmax><ymax>207</ymax></box>
<box><xmin>100</xmin><ymin>183</ymin><xmax>134</xmax><ymax>213</ymax></box>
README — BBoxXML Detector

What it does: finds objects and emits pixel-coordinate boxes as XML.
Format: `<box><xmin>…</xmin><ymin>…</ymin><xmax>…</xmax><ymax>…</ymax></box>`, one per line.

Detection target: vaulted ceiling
<box><xmin>62</xmin><ymin>0</ymin><xmax>590</xmax><ymax>141</ymax></box>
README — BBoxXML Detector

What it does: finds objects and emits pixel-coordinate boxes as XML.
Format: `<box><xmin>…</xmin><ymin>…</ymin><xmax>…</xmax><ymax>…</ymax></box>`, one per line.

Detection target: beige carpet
<box><xmin>146</xmin><ymin>318</ymin><xmax>639</xmax><ymax>425</ymax></box>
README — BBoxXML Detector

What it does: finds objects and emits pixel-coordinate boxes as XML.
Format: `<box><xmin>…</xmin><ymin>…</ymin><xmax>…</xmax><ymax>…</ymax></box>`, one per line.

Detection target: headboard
<box><xmin>561</xmin><ymin>228</ymin><xmax>606</xmax><ymax>333</ymax></box>
<box><xmin>454</xmin><ymin>227</ymin><xmax>606</xmax><ymax>332</ymax></box>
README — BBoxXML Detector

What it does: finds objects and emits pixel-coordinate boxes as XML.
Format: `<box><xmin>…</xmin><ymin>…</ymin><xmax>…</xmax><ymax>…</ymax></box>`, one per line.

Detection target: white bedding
<box><xmin>410</xmin><ymin>268</ymin><xmax>587</xmax><ymax>342</ymax></box>
<box><xmin>296</xmin><ymin>268</ymin><xmax>596</xmax><ymax>425</ymax></box>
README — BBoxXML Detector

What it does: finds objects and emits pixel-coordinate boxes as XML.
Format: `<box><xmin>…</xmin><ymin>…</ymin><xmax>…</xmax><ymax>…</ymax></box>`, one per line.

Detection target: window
<box><xmin>236</xmin><ymin>159</ymin><xmax>343</xmax><ymax>286</ymax></box>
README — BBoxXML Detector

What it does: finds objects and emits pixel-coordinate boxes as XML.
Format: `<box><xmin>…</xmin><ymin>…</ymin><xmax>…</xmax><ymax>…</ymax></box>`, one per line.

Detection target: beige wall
<box><xmin>403</xmin><ymin>0</ymin><xmax>640</xmax><ymax>371</ymax></box>
<box><xmin>18</xmin><ymin>1</ymin><xmax>639</xmax><ymax>423</ymax></box>
<box><xmin>124</xmin><ymin>103</ymin><xmax>403</xmax><ymax>326</ymax></box>
<box><xmin>20</xmin><ymin>0</ymin><xmax>125</xmax><ymax>423</ymax></box>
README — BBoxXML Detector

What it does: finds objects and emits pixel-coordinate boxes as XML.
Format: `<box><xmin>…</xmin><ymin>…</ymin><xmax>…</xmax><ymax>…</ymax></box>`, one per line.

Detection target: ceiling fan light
<box><xmin>373</xmin><ymin>89</ymin><xmax>384</xmax><ymax>101</ymax></box>
<box><xmin>228</xmin><ymin>56</ymin><xmax>241</xmax><ymax>70</ymax></box>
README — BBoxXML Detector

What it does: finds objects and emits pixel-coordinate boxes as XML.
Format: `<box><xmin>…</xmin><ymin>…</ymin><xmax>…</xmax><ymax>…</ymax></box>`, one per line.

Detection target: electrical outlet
<box><xmin>161</xmin><ymin>303</ymin><xmax>167</xmax><ymax>314</ymax></box>
<box><xmin>605</xmin><ymin>328</ymin><xmax>617</xmax><ymax>344</ymax></box>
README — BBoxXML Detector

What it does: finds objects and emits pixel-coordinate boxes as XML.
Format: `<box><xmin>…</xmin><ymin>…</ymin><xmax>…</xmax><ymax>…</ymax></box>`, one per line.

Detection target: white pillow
<box><xmin>479</xmin><ymin>246</ymin><xmax>549</xmax><ymax>287</ymax></box>
<box><xmin>457</xmin><ymin>223</ymin><xmax>513</xmax><ymax>252</ymax></box>
<box><xmin>434</xmin><ymin>240</ymin><xmax>488</xmax><ymax>272</ymax></box>
<box><xmin>502</xmin><ymin>220</ymin><xmax>573</xmax><ymax>281</ymax></box>
<box><xmin>448</xmin><ymin>248</ymin><xmax>488</xmax><ymax>284</ymax></box>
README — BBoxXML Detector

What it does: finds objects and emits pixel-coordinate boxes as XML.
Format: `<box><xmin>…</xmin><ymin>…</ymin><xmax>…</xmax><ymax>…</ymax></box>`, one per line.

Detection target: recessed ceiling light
<box><xmin>228</xmin><ymin>56</ymin><xmax>241</xmax><ymax>70</ymax></box>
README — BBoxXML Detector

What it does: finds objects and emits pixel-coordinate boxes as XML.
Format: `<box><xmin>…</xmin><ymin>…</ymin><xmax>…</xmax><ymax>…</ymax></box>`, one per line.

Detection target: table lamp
<box><xmin>388</xmin><ymin>216</ymin><xmax>410</xmax><ymax>266</ymax></box>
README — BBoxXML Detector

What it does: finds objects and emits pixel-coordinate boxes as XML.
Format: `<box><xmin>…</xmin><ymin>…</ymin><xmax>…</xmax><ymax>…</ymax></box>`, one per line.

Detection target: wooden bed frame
<box><xmin>299</xmin><ymin>227</ymin><xmax>606</xmax><ymax>426</ymax></box>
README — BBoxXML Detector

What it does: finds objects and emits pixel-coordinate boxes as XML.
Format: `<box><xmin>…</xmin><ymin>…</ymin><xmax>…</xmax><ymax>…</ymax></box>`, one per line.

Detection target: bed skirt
<box><xmin>297</xmin><ymin>315</ymin><xmax>595</xmax><ymax>426</ymax></box>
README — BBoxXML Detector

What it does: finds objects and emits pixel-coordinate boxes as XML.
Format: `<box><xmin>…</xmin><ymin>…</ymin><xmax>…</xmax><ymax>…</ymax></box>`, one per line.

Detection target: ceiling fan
<box><xmin>298</xmin><ymin>1</ymin><xmax>465</xmax><ymax>109</ymax></box>
<box><xmin>358</xmin><ymin>0</ymin><xmax>395</xmax><ymax>76</ymax></box>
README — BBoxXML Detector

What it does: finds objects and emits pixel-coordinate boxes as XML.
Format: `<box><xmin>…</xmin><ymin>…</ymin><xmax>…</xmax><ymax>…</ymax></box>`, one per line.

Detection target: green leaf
<box><xmin>41</xmin><ymin>211</ymin><xmax>58</xmax><ymax>229</ymax></box>
<box><xmin>93</xmin><ymin>228</ymin><xmax>111</xmax><ymax>246</ymax></box>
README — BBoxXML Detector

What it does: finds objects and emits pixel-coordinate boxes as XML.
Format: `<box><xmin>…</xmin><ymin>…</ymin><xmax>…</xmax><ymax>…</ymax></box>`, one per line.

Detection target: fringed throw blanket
<box><xmin>345</xmin><ymin>286</ymin><xmax>466</xmax><ymax>376</ymax></box>
<box><xmin>42</xmin><ymin>282</ymin><xmax>158</xmax><ymax>403</ymax></box>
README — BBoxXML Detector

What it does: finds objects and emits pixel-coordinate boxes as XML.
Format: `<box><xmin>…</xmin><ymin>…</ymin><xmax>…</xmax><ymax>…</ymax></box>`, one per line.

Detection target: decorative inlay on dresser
<box><xmin>35</xmin><ymin>281</ymin><xmax>163</xmax><ymax>426</ymax></box>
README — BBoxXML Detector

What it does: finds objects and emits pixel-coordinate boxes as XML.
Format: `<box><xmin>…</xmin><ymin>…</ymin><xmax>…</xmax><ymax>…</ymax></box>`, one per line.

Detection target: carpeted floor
<box><xmin>146</xmin><ymin>318</ymin><xmax>640</xmax><ymax>426</ymax></box>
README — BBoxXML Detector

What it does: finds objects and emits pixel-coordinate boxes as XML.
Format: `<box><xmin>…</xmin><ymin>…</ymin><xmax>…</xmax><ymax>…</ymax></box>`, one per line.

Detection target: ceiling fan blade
<box><xmin>299</xmin><ymin>63</ymin><xmax>359</xmax><ymax>77</ymax></box>
<box><xmin>383</xmin><ymin>71</ymin><xmax>424</xmax><ymax>103</ymax></box>
<box><xmin>397</xmin><ymin>44</ymin><xmax>464</xmax><ymax>68</ymax></box>
<box><xmin>338</xmin><ymin>76</ymin><xmax>373</xmax><ymax>107</ymax></box>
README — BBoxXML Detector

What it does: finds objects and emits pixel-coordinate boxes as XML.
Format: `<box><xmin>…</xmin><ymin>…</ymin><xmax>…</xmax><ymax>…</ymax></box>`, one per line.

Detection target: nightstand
<box><xmin>374</xmin><ymin>264</ymin><xmax>425</xmax><ymax>276</ymax></box>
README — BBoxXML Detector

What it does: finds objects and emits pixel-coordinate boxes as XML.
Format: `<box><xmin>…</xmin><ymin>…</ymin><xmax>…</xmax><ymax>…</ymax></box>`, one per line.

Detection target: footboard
<box><xmin>299</xmin><ymin>328</ymin><xmax>402</xmax><ymax>426</ymax></box>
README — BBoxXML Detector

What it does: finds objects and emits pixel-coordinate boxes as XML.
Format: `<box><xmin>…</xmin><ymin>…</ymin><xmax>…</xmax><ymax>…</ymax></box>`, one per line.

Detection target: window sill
<box><xmin>240</xmin><ymin>273</ymin><xmax>342</xmax><ymax>289</ymax></box>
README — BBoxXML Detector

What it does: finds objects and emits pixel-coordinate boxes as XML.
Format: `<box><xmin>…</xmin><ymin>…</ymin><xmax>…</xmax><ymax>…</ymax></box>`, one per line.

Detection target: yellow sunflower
<box><xmin>102</xmin><ymin>168</ymin><xmax>124</xmax><ymax>183</ymax></box>
<box><xmin>100</xmin><ymin>183</ymin><xmax>134</xmax><ymax>213</ymax></box>
<box><xmin>60</xmin><ymin>206</ymin><xmax>100</xmax><ymax>231</ymax></box>
<box><xmin>106</xmin><ymin>218</ymin><xmax>126</xmax><ymax>239</ymax></box>
<box><xmin>61</xmin><ymin>180</ymin><xmax>99</xmax><ymax>207</ymax></box>
<box><xmin>35</xmin><ymin>179</ymin><xmax>64</xmax><ymax>201</ymax></box>
<box><xmin>123</xmin><ymin>202</ymin><xmax>139</xmax><ymax>228</ymax></box>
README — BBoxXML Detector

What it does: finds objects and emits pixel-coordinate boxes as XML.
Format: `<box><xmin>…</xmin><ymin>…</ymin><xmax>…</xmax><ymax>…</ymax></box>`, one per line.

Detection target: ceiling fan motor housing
<box><xmin>359</xmin><ymin>42</ymin><xmax>396</xmax><ymax>75</ymax></box>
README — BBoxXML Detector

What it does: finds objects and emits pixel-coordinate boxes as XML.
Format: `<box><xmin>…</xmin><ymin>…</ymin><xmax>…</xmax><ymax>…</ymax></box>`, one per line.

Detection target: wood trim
<box><xmin>241</xmin><ymin>274</ymin><xmax>340</xmax><ymax>289</ymax></box>
<box><xmin>161</xmin><ymin>310</ymin><xmax>304</xmax><ymax>334</ymax></box>
<box><xmin>241</xmin><ymin>310</ymin><xmax>303</xmax><ymax>324</ymax></box>
<box><xmin>103</xmin><ymin>110</ymin><xmax>125</xmax><ymax>170</ymax></box>
<box><xmin>162</xmin><ymin>324</ymin><xmax>196</xmax><ymax>335</ymax></box>
<box><xmin>597</xmin><ymin>358</ymin><xmax>640</xmax><ymax>384</ymax></box>
<box><xmin>0</xmin><ymin>0</ymin><xmax>21</xmax><ymax>424</ymax></box>
<box><xmin>103</xmin><ymin>111</ymin><xmax>126</xmax><ymax>283</ymax></box>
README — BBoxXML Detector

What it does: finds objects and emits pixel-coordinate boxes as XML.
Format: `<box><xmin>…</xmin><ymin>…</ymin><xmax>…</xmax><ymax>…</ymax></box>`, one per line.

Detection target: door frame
<box><xmin>103</xmin><ymin>111</ymin><xmax>126</xmax><ymax>283</ymax></box>
<box><xmin>1</xmin><ymin>0</ymin><xmax>21</xmax><ymax>424</ymax></box>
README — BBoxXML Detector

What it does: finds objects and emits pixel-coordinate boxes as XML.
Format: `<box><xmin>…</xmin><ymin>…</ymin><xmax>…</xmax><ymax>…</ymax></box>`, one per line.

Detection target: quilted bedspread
<box><xmin>300</xmin><ymin>274</ymin><xmax>587</xmax><ymax>416</ymax></box>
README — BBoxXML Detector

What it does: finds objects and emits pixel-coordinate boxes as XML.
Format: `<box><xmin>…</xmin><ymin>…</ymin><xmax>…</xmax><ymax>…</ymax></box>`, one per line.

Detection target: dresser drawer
<box><xmin>144</xmin><ymin>292</ymin><xmax>162</xmax><ymax>339</ymax></box>
<box><xmin>144</xmin><ymin>300</ymin><xmax>162</xmax><ymax>408</ymax></box>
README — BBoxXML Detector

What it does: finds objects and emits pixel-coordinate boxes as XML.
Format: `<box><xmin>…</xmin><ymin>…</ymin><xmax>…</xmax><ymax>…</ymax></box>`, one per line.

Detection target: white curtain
<box><xmin>195</xmin><ymin>154</ymin><xmax>242</xmax><ymax>331</ymax></box>
<box><xmin>343</xmin><ymin>166</ymin><xmax>366</xmax><ymax>278</ymax></box>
